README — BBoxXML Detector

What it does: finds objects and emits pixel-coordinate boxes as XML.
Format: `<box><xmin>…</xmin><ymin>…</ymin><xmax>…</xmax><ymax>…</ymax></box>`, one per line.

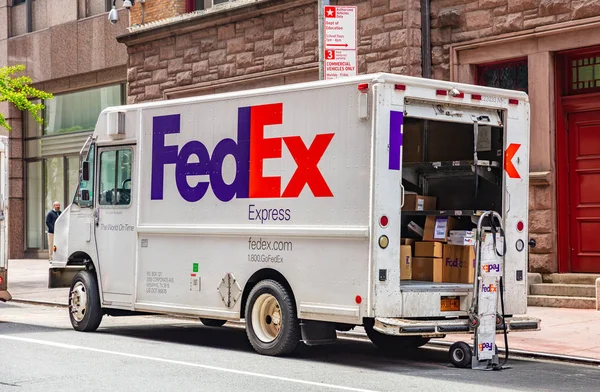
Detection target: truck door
<box><xmin>94</xmin><ymin>145</ymin><xmax>136</xmax><ymax>305</ymax></box>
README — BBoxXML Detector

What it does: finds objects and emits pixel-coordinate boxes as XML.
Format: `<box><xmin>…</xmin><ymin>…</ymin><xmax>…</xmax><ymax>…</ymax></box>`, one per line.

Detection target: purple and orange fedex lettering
<box><xmin>482</xmin><ymin>263</ymin><xmax>501</xmax><ymax>273</ymax></box>
<box><xmin>150</xmin><ymin>103</ymin><xmax>334</xmax><ymax>202</ymax></box>
<box><xmin>481</xmin><ymin>284</ymin><xmax>498</xmax><ymax>293</ymax></box>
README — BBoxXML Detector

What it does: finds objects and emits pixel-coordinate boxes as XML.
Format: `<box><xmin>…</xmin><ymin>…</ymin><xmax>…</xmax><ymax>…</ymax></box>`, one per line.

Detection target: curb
<box><xmin>10</xmin><ymin>297</ymin><xmax>600</xmax><ymax>367</ymax></box>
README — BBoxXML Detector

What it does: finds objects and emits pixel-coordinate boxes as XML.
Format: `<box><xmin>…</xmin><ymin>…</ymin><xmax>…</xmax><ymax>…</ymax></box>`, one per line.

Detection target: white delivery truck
<box><xmin>50</xmin><ymin>73</ymin><xmax>540</xmax><ymax>364</ymax></box>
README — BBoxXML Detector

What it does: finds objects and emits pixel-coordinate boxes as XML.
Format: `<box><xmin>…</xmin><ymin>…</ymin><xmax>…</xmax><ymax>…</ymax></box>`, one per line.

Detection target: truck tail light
<box><xmin>471</xmin><ymin>94</ymin><xmax>482</xmax><ymax>100</ymax></box>
<box><xmin>516</xmin><ymin>220</ymin><xmax>524</xmax><ymax>232</ymax></box>
<box><xmin>358</xmin><ymin>83</ymin><xmax>369</xmax><ymax>92</ymax></box>
<box><xmin>436</xmin><ymin>89</ymin><xmax>447</xmax><ymax>96</ymax></box>
<box><xmin>378</xmin><ymin>235</ymin><xmax>389</xmax><ymax>249</ymax></box>
<box><xmin>394</xmin><ymin>84</ymin><xmax>406</xmax><ymax>91</ymax></box>
<box><xmin>380</xmin><ymin>215</ymin><xmax>389</xmax><ymax>228</ymax></box>
<box><xmin>509</xmin><ymin>98</ymin><xmax>519</xmax><ymax>105</ymax></box>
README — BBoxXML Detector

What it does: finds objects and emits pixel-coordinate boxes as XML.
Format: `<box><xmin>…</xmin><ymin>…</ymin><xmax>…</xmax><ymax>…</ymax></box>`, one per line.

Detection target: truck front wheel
<box><xmin>68</xmin><ymin>270</ymin><xmax>103</xmax><ymax>332</ymax></box>
<box><xmin>245</xmin><ymin>279</ymin><xmax>300</xmax><ymax>356</ymax></box>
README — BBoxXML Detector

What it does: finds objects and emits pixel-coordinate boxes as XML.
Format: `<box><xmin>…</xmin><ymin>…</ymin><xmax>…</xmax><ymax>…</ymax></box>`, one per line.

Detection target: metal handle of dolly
<box><xmin>470</xmin><ymin>210</ymin><xmax>504</xmax><ymax>315</ymax></box>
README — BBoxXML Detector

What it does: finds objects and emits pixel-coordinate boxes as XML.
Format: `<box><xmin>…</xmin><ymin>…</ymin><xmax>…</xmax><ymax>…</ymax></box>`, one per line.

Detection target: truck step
<box><xmin>527</xmin><ymin>295</ymin><xmax>596</xmax><ymax>309</ymax></box>
<box><xmin>529</xmin><ymin>283</ymin><xmax>596</xmax><ymax>298</ymax></box>
<box><xmin>542</xmin><ymin>273</ymin><xmax>600</xmax><ymax>285</ymax></box>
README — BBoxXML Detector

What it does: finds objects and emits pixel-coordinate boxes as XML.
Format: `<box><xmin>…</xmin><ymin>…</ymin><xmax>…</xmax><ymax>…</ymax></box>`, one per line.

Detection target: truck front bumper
<box><xmin>0</xmin><ymin>290</ymin><xmax>12</xmax><ymax>302</ymax></box>
<box><xmin>374</xmin><ymin>316</ymin><xmax>541</xmax><ymax>338</ymax></box>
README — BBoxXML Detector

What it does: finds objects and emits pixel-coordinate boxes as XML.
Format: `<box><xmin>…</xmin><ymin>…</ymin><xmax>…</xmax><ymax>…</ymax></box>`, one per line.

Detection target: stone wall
<box><xmin>121</xmin><ymin>0</ymin><xmax>423</xmax><ymax>103</ymax></box>
<box><xmin>430</xmin><ymin>0</ymin><xmax>600</xmax><ymax>80</ymax></box>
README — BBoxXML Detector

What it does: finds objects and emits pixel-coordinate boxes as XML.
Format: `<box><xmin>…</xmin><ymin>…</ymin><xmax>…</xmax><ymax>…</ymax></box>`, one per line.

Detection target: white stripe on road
<box><xmin>0</xmin><ymin>335</ymin><xmax>379</xmax><ymax>392</ymax></box>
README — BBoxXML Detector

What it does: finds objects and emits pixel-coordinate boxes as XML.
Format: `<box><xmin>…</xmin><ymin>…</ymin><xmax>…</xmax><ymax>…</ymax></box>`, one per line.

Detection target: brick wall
<box><xmin>430</xmin><ymin>0</ymin><xmax>600</xmax><ymax>80</ymax></box>
<box><xmin>123</xmin><ymin>0</ymin><xmax>423</xmax><ymax>103</ymax></box>
<box><xmin>129</xmin><ymin>0</ymin><xmax>187</xmax><ymax>26</ymax></box>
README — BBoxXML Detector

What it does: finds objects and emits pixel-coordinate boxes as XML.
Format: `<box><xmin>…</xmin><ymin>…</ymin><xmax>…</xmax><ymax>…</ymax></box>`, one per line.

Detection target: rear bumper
<box><xmin>374</xmin><ymin>316</ymin><xmax>541</xmax><ymax>337</ymax></box>
<box><xmin>0</xmin><ymin>290</ymin><xmax>12</xmax><ymax>302</ymax></box>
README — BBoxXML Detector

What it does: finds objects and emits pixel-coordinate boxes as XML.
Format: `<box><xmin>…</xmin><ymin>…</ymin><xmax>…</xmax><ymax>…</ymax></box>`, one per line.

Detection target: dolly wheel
<box><xmin>449</xmin><ymin>341</ymin><xmax>472</xmax><ymax>368</ymax></box>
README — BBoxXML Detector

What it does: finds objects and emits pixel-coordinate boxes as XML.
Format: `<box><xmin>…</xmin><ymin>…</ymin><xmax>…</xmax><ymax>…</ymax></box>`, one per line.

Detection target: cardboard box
<box><xmin>400</xmin><ymin>245</ymin><xmax>412</xmax><ymax>280</ymax></box>
<box><xmin>443</xmin><ymin>244</ymin><xmax>466</xmax><ymax>283</ymax></box>
<box><xmin>401</xmin><ymin>238</ymin><xmax>416</xmax><ymax>254</ymax></box>
<box><xmin>461</xmin><ymin>245</ymin><xmax>476</xmax><ymax>284</ymax></box>
<box><xmin>408</xmin><ymin>221</ymin><xmax>424</xmax><ymax>238</ymax></box>
<box><xmin>423</xmin><ymin>216</ymin><xmax>458</xmax><ymax>242</ymax></box>
<box><xmin>448</xmin><ymin>230</ymin><xmax>476</xmax><ymax>246</ymax></box>
<box><xmin>402</xmin><ymin>194</ymin><xmax>437</xmax><ymax>211</ymax></box>
<box><xmin>412</xmin><ymin>258</ymin><xmax>443</xmax><ymax>282</ymax></box>
<box><xmin>415</xmin><ymin>241</ymin><xmax>443</xmax><ymax>258</ymax></box>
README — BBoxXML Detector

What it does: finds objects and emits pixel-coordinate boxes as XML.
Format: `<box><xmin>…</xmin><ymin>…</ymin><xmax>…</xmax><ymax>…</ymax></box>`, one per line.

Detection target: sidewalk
<box><xmin>6</xmin><ymin>259</ymin><xmax>600</xmax><ymax>362</ymax></box>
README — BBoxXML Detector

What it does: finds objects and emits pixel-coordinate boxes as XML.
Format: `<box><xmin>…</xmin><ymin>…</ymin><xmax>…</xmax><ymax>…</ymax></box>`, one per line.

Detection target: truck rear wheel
<box><xmin>200</xmin><ymin>318</ymin><xmax>227</xmax><ymax>327</ymax></box>
<box><xmin>68</xmin><ymin>270</ymin><xmax>103</xmax><ymax>332</ymax></box>
<box><xmin>245</xmin><ymin>279</ymin><xmax>300</xmax><ymax>356</ymax></box>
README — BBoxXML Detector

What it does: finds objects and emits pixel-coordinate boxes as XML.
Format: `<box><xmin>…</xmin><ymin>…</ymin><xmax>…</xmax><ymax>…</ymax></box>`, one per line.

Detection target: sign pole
<box><xmin>318</xmin><ymin>0</ymin><xmax>330</xmax><ymax>80</ymax></box>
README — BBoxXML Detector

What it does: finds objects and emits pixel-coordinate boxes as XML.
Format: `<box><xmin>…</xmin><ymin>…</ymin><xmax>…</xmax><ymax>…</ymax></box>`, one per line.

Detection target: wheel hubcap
<box><xmin>69</xmin><ymin>282</ymin><xmax>88</xmax><ymax>322</ymax></box>
<box><xmin>252</xmin><ymin>293</ymin><xmax>282</xmax><ymax>343</ymax></box>
<box><xmin>453</xmin><ymin>348</ymin><xmax>465</xmax><ymax>362</ymax></box>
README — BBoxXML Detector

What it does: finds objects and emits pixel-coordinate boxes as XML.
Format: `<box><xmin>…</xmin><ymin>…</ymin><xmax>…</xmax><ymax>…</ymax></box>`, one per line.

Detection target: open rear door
<box><xmin>0</xmin><ymin>136</ymin><xmax>10</xmax><ymax>302</ymax></box>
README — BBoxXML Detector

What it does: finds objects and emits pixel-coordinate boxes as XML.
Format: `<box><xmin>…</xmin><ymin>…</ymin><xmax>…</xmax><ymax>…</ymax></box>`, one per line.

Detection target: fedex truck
<box><xmin>50</xmin><ymin>73</ymin><xmax>539</xmax><ymax>360</ymax></box>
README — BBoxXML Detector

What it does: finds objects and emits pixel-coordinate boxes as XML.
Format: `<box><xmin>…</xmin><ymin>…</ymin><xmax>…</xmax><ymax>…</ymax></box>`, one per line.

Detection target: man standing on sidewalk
<box><xmin>46</xmin><ymin>201</ymin><xmax>61</xmax><ymax>260</ymax></box>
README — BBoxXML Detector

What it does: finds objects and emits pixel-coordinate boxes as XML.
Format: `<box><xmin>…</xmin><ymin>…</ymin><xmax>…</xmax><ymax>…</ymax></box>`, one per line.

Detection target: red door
<box><xmin>568</xmin><ymin>110</ymin><xmax>600</xmax><ymax>273</ymax></box>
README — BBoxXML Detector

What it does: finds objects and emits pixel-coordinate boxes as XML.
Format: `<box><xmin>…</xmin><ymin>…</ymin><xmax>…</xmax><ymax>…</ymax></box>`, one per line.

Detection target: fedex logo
<box><xmin>481</xmin><ymin>284</ymin><xmax>498</xmax><ymax>293</ymax></box>
<box><xmin>151</xmin><ymin>103</ymin><xmax>335</xmax><ymax>202</ymax></box>
<box><xmin>478</xmin><ymin>342</ymin><xmax>494</xmax><ymax>352</ymax></box>
<box><xmin>445</xmin><ymin>258</ymin><xmax>463</xmax><ymax>268</ymax></box>
<box><xmin>482</xmin><ymin>263</ymin><xmax>501</xmax><ymax>273</ymax></box>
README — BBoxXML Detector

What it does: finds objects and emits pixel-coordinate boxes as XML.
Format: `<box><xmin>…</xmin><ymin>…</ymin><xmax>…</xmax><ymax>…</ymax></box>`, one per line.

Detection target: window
<box><xmin>12</xmin><ymin>0</ymin><xmax>26</xmax><ymax>5</ymax></box>
<box><xmin>477</xmin><ymin>59</ymin><xmax>528</xmax><ymax>93</ymax></box>
<box><xmin>98</xmin><ymin>149</ymin><xmax>132</xmax><ymax>206</ymax></box>
<box><xmin>568</xmin><ymin>54</ymin><xmax>600</xmax><ymax>95</ymax></box>
<box><xmin>43</xmin><ymin>84</ymin><xmax>123</xmax><ymax>136</ymax></box>
<box><xmin>77</xmin><ymin>145</ymin><xmax>95</xmax><ymax>208</ymax></box>
<box><xmin>187</xmin><ymin>0</ymin><xmax>232</xmax><ymax>12</ymax></box>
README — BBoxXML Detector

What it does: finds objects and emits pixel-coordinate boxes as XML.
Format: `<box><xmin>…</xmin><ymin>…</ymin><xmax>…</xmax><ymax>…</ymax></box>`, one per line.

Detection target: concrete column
<box><xmin>0</xmin><ymin>102</ymin><xmax>25</xmax><ymax>260</ymax></box>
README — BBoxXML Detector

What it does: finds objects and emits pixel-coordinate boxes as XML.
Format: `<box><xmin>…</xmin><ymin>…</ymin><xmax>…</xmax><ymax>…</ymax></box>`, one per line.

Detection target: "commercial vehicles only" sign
<box><xmin>324</xmin><ymin>6</ymin><xmax>357</xmax><ymax>80</ymax></box>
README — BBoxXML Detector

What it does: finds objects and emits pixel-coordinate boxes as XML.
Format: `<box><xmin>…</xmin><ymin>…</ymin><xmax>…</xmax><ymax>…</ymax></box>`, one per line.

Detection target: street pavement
<box><xmin>5</xmin><ymin>259</ymin><xmax>600</xmax><ymax>362</ymax></box>
<box><xmin>1</xmin><ymin>302</ymin><xmax>599</xmax><ymax>392</ymax></box>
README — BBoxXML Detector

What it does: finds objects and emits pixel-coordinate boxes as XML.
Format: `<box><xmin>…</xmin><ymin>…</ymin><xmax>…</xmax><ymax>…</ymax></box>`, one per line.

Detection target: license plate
<box><xmin>440</xmin><ymin>296</ymin><xmax>460</xmax><ymax>311</ymax></box>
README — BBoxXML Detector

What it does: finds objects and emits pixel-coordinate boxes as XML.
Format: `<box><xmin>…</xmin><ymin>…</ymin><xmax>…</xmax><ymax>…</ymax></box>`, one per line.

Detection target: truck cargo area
<box><xmin>399</xmin><ymin>109</ymin><xmax>505</xmax><ymax>291</ymax></box>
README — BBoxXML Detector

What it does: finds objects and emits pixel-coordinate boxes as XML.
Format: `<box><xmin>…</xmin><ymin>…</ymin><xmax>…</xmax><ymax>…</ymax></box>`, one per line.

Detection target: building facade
<box><xmin>0</xmin><ymin>0</ymin><xmax>129</xmax><ymax>258</ymax></box>
<box><xmin>116</xmin><ymin>0</ymin><xmax>600</xmax><ymax>276</ymax></box>
<box><xmin>2</xmin><ymin>0</ymin><xmax>599</xmax><ymax>277</ymax></box>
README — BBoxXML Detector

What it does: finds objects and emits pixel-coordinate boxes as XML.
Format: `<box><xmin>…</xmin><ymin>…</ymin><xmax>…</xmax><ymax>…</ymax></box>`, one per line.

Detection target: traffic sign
<box><xmin>324</xmin><ymin>6</ymin><xmax>357</xmax><ymax>51</ymax></box>
<box><xmin>324</xmin><ymin>49</ymin><xmax>357</xmax><ymax>80</ymax></box>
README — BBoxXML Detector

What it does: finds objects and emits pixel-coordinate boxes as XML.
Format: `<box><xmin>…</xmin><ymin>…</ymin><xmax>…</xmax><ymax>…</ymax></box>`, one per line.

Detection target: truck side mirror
<box><xmin>81</xmin><ymin>190</ymin><xmax>90</xmax><ymax>201</ymax></box>
<box><xmin>82</xmin><ymin>161</ymin><xmax>90</xmax><ymax>181</ymax></box>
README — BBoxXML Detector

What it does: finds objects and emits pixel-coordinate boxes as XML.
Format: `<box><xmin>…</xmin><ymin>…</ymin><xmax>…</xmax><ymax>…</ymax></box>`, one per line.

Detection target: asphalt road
<box><xmin>1</xmin><ymin>302</ymin><xmax>598</xmax><ymax>392</ymax></box>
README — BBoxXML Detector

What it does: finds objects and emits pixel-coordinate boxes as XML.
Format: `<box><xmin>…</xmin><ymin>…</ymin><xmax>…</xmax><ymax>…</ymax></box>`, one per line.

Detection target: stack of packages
<box><xmin>412</xmin><ymin>219</ymin><xmax>476</xmax><ymax>283</ymax></box>
<box><xmin>400</xmin><ymin>193</ymin><xmax>476</xmax><ymax>283</ymax></box>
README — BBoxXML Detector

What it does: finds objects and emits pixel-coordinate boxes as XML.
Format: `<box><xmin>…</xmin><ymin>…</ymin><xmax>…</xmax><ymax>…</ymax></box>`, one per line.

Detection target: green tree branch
<box><xmin>0</xmin><ymin>64</ymin><xmax>53</xmax><ymax>132</ymax></box>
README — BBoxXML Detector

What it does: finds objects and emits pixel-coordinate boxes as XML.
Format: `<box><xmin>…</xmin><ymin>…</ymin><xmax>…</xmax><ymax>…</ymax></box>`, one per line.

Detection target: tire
<box><xmin>449</xmin><ymin>341</ymin><xmax>472</xmax><ymax>368</ymax></box>
<box><xmin>68</xmin><ymin>270</ymin><xmax>103</xmax><ymax>332</ymax></box>
<box><xmin>245</xmin><ymin>279</ymin><xmax>300</xmax><ymax>356</ymax></box>
<box><xmin>200</xmin><ymin>318</ymin><xmax>227</xmax><ymax>327</ymax></box>
<box><xmin>364</xmin><ymin>320</ymin><xmax>430</xmax><ymax>351</ymax></box>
